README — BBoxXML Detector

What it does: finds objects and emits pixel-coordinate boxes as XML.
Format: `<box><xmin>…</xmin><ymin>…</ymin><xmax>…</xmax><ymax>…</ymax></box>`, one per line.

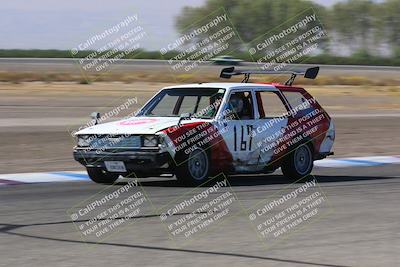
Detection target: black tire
<box><xmin>175</xmin><ymin>147</ymin><xmax>211</xmax><ymax>186</ymax></box>
<box><xmin>86</xmin><ymin>167</ymin><xmax>119</xmax><ymax>184</ymax></box>
<box><xmin>281</xmin><ymin>143</ymin><xmax>314</xmax><ymax>181</ymax></box>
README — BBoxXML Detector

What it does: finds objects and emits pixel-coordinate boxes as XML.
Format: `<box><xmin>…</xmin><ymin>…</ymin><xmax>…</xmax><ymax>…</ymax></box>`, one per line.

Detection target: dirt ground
<box><xmin>1</xmin><ymin>82</ymin><xmax>400</xmax><ymax>117</ymax></box>
<box><xmin>1</xmin><ymin>82</ymin><xmax>399</xmax><ymax>173</ymax></box>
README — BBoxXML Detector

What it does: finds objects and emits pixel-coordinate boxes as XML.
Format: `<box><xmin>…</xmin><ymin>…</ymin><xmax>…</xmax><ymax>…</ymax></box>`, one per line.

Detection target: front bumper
<box><xmin>73</xmin><ymin>148</ymin><xmax>173</xmax><ymax>174</ymax></box>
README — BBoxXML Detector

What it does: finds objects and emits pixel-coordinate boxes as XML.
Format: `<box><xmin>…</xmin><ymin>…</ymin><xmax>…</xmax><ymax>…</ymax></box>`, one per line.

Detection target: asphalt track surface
<box><xmin>1</xmin><ymin>164</ymin><xmax>399</xmax><ymax>267</ymax></box>
<box><xmin>1</xmin><ymin>58</ymin><xmax>400</xmax><ymax>77</ymax></box>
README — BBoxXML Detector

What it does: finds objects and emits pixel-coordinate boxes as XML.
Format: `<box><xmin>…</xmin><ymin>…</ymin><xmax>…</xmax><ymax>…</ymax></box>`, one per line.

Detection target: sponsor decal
<box><xmin>119</xmin><ymin>118</ymin><xmax>158</xmax><ymax>126</ymax></box>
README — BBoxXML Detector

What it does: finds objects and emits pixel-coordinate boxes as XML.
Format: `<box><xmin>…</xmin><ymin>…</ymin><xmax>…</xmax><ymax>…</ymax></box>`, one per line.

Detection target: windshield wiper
<box><xmin>192</xmin><ymin>115</ymin><xmax>212</xmax><ymax>119</ymax></box>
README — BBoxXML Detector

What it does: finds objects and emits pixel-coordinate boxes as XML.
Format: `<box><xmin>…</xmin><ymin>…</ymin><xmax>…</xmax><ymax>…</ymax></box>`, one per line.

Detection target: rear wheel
<box><xmin>281</xmin><ymin>143</ymin><xmax>314</xmax><ymax>180</ymax></box>
<box><xmin>175</xmin><ymin>148</ymin><xmax>210</xmax><ymax>185</ymax></box>
<box><xmin>86</xmin><ymin>167</ymin><xmax>119</xmax><ymax>184</ymax></box>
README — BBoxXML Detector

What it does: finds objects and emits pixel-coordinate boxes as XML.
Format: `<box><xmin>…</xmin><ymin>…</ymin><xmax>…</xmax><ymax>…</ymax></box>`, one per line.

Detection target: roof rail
<box><xmin>219</xmin><ymin>66</ymin><xmax>319</xmax><ymax>85</ymax></box>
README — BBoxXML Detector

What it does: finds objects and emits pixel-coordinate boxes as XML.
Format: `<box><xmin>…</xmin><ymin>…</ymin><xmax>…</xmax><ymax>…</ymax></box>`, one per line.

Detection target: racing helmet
<box><xmin>229</xmin><ymin>93</ymin><xmax>244</xmax><ymax>115</ymax></box>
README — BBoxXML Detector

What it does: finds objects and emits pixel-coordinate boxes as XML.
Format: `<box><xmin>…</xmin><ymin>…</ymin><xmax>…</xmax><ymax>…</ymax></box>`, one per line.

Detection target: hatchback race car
<box><xmin>210</xmin><ymin>55</ymin><xmax>243</xmax><ymax>65</ymax></box>
<box><xmin>73</xmin><ymin>66</ymin><xmax>335</xmax><ymax>185</ymax></box>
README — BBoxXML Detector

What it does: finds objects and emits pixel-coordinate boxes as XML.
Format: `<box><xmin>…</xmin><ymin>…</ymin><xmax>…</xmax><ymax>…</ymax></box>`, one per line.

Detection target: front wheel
<box><xmin>175</xmin><ymin>148</ymin><xmax>210</xmax><ymax>185</ymax></box>
<box><xmin>281</xmin><ymin>143</ymin><xmax>314</xmax><ymax>180</ymax></box>
<box><xmin>86</xmin><ymin>167</ymin><xmax>119</xmax><ymax>184</ymax></box>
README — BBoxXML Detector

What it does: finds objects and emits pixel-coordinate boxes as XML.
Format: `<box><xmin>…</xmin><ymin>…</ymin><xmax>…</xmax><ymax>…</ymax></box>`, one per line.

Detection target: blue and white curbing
<box><xmin>0</xmin><ymin>171</ymin><xmax>89</xmax><ymax>186</ymax></box>
<box><xmin>0</xmin><ymin>155</ymin><xmax>399</xmax><ymax>186</ymax></box>
<box><xmin>314</xmin><ymin>155</ymin><xmax>400</xmax><ymax>168</ymax></box>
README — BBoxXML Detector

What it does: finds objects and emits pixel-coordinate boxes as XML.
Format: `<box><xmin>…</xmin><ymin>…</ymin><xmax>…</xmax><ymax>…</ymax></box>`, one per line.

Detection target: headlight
<box><xmin>77</xmin><ymin>135</ymin><xmax>90</xmax><ymax>147</ymax></box>
<box><xmin>143</xmin><ymin>135</ymin><xmax>158</xmax><ymax>147</ymax></box>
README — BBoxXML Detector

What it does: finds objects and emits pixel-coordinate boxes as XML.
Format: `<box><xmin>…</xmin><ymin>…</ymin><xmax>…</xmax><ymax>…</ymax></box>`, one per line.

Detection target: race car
<box><xmin>73</xmin><ymin>66</ymin><xmax>335</xmax><ymax>185</ymax></box>
<box><xmin>210</xmin><ymin>55</ymin><xmax>243</xmax><ymax>65</ymax></box>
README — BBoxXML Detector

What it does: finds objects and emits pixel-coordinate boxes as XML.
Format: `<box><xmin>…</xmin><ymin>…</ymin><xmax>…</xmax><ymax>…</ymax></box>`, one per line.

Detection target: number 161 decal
<box><xmin>233</xmin><ymin>125</ymin><xmax>253</xmax><ymax>151</ymax></box>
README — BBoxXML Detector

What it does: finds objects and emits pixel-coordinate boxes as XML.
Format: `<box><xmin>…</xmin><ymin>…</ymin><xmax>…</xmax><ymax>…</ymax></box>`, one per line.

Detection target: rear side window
<box><xmin>256</xmin><ymin>91</ymin><xmax>288</xmax><ymax>118</ymax></box>
<box><xmin>282</xmin><ymin>91</ymin><xmax>311</xmax><ymax>111</ymax></box>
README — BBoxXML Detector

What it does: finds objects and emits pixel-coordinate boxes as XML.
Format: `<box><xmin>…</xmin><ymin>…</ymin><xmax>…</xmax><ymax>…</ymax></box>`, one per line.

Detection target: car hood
<box><xmin>74</xmin><ymin>116</ymin><xmax>207</xmax><ymax>135</ymax></box>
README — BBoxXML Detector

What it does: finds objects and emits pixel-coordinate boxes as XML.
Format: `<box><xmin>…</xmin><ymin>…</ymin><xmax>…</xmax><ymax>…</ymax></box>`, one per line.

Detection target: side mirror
<box><xmin>178</xmin><ymin>113</ymin><xmax>192</xmax><ymax>126</ymax></box>
<box><xmin>90</xmin><ymin>112</ymin><xmax>101</xmax><ymax>125</ymax></box>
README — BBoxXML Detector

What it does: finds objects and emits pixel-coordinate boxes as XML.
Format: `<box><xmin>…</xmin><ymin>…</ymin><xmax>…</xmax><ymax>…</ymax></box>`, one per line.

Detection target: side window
<box><xmin>227</xmin><ymin>91</ymin><xmax>254</xmax><ymax>120</ymax></box>
<box><xmin>282</xmin><ymin>91</ymin><xmax>311</xmax><ymax>111</ymax></box>
<box><xmin>256</xmin><ymin>91</ymin><xmax>288</xmax><ymax>118</ymax></box>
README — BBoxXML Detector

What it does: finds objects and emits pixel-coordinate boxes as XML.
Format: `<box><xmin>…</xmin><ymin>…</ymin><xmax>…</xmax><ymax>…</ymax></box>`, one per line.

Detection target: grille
<box><xmin>88</xmin><ymin>135</ymin><xmax>141</xmax><ymax>148</ymax></box>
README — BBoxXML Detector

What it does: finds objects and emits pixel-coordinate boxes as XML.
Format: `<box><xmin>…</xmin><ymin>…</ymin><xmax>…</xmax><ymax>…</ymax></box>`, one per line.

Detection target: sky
<box><xmin>0</xmin><ymin>0</ymin><xmax>340</xmax><ymax>51</ymax></box>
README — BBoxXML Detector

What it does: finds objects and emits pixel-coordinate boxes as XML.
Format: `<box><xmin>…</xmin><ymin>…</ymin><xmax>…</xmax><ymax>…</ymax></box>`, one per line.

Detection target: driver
<box><xmin>228</xmin><ymin>93</ymin><xmax>244</xmax><ymax>119</ymax></box>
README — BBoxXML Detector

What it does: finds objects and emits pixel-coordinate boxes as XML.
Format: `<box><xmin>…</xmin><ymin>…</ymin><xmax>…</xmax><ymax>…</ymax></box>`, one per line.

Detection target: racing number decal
<box><xmin>233</xmin><ymin>125</ymin><xmax>253</xmax><ymax>151</ymax></box>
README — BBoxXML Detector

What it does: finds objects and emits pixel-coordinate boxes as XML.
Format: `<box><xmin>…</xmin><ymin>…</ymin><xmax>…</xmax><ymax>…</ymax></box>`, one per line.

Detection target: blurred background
<box><xmin>1</xmin><ymin>0</ymin><xmax>400</xmax><ymax>63</ymax></box>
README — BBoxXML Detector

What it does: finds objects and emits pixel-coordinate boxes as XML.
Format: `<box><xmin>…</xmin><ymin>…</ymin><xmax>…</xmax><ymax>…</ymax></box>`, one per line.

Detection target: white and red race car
<box><xmin>73</xmin><ymin>67</ymin><xmax>335</xmax><ymax>185</ymax></box>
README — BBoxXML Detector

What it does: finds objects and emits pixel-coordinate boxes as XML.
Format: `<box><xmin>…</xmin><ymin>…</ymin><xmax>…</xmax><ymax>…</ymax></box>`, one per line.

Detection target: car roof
<box><xmin>162</xmin><ymin>82</ymin><xmax>279</xmax><ymax>91</ymax></box>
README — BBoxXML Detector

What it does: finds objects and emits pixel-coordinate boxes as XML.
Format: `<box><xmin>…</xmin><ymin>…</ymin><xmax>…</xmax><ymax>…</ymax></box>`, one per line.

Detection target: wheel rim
<box><xmin>188</xmin><ymin>148</ymin><xmax>209</xmax><ymax>181</ymax></box>
<box><xmin>294</xmin><ymin>145</ymin><xmax>312</xmax><ymax>175</ymax></box>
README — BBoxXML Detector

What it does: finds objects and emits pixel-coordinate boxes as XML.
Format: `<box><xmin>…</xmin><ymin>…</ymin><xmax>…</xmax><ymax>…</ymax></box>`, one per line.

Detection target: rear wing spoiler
<box><xmin>219</xmin><ymin>66</ymin><xmax>319</xmax><ymax>85</ymax></box>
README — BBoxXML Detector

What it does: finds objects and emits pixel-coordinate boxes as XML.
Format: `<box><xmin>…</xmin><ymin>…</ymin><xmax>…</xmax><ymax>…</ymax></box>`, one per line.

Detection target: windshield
<box><xmin>139</xmin><ymin>88</ymin><xmax>225</xmax><ymax>118</ymax></box>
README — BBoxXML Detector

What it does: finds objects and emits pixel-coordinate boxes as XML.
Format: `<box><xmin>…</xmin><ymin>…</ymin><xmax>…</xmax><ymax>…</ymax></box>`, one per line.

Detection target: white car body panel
<box><xmin>75</xmin><ymin>117</ymin><xmax>211</xmax><ymax>135</ymax></box>
<box><xmin>319</xmin><ymin>120</ymin><xmax>335</xmax><ymax>153</ymax></box>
